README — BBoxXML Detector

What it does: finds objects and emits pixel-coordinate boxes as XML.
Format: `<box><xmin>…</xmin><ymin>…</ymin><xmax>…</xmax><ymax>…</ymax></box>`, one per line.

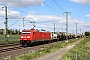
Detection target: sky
<box><xmin>0</xmin><ymin>0</ymin><xmax>90</xmax><ymax>34</ymax></box>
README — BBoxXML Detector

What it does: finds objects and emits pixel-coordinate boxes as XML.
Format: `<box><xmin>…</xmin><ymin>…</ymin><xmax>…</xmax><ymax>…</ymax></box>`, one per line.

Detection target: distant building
<box><xmin>0</xmin><ymin>29</ymin><xmax>3</xmax><ymax>34</ymax></box>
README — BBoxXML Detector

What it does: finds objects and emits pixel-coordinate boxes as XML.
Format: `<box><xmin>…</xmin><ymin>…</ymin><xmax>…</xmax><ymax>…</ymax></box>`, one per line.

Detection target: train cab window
<box><xmin>33</xmin><ymin>32</ymin><xmax>34</xmax><ymax>35</ymax></box>
<box><xmin>22</xmin><ymin>32</ymin><xmax>30</xmax><ymax>34</ymax></box>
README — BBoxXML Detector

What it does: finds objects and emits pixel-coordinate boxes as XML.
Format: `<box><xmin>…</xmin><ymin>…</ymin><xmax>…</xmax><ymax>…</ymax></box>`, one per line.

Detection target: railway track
<box><xmin>0</xmin><ymin>43</ymin><xmax>20</xmax><ymax>47</ymax></box>
<box><xmin>0</xmin><ymin>39</ymin><xmax>72</xmax><ymax>54</ymax></box>
<box><xmin>0</xmin><ymin>43</ymin><xmax>23</xmax><ymax>54</ymax></box>
<box><xmin>0</xmin><ymin>46</ymin><xmax>23</xmax><ymax>53</ymax></box>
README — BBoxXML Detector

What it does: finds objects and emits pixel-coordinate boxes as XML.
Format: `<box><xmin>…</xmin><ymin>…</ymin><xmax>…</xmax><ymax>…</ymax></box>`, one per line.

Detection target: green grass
<box><xmin>0</xmin><ymin>34</ymin><xmax>20</xmax><ymax>44</ymax></box>
<box><xmin>61</xmin><ymin>37</ymin><xmax>90</xmax><ymax>60</ymax></box>
<box><xmin>0</xmin><ymin>34</ymin><xmax>5</xmax><ymax>40</ymax></box>
<box><xmin>11</xmin><ymin>38</ymin><xmax>81</xmax><ymax>60</ymax></box>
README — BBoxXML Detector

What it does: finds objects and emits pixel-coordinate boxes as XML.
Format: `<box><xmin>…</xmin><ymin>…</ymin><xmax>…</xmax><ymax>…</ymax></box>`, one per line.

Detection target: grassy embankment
<box><xmin>11</xmin><ymin>38</ymin><xmax>82</xmax><ymax>60</ymax></box>
<box><xmin>61</xmin><ymin>37</ymin><xmax>90</xmax><ymax>60</ymax></box>
<box><xmin>0</xmin><ymin>34</ymin><xmax>20</xmax><ymax>44</ymax></box>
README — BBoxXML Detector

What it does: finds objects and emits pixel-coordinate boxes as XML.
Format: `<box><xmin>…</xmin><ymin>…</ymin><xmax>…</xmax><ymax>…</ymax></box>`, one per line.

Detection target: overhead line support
<box><xmin>3</xmin><ymin>6</ymin><xmax>8</xmax><ymax>44</ymax></box>
<box><xmin>54</xmin><ymin>23</ymin><xmax>55</xmax><ymax>33</ymax></box>
<box><xmin>63</xmin><ymin>12</ymin><xmax>71</xmax><ymax>42</ymax></box>
<box><xmin>23</xmin><ymin>17</ymin><xmax>25</xmax><ymax>27</ymax></box>
<box><xmin>76</xmin><ymin>23</ymin><xmax>78</xmax><ymax>36</ymax></box>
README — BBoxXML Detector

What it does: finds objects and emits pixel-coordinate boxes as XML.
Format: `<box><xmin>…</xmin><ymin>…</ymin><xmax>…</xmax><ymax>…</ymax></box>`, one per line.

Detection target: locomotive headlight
<box><xmin>21</xmin><ymin>36</ymin><xmax>23</xmax><ymax>38</ymax></box>
<box><xmin>27</xmin><ymin>36</ymin><xmax>30</xmax><ymax>38</ymax></box>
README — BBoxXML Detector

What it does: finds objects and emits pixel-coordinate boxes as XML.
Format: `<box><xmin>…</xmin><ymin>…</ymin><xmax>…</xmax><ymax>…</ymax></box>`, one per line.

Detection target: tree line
<box><xmin>0</xmin><ymin>29</ymin><xmax>89</xmax><ymax>36</ymax></box>
<box><xmin>0</xmin><ymin>29</ymin><xmax>21</xmax><ymax>35</ymax></box>
<box><xmin>85</xmin><ymin>31</ymin><xmax>90</xmax><ymax>36</ymax></box>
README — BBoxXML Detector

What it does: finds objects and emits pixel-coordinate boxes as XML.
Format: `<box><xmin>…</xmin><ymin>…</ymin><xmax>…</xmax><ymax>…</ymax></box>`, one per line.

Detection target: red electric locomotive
<box><xmin>20</xmin><ymin>29</ymin><xmax>51</xmax><ymax>45</ymax></box>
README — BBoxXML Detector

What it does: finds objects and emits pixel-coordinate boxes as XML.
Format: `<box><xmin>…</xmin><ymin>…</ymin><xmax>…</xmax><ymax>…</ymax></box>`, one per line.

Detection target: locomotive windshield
<box><xmin>22</xmin><ymin>32</ymin><xmax>30</xmax><ymax>34</ymax></box>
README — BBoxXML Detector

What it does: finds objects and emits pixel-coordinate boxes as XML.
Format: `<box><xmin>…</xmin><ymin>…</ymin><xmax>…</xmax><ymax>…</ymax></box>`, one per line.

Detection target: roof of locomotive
<box><xmin>22</xmin><ymin>29</ymin><xmax>36</xmax><ymax>32</ymax></box>
<box><xmin>22</xmin><ymin>29</ymin><xmax>50</xmax><ymax>32</ymax></box>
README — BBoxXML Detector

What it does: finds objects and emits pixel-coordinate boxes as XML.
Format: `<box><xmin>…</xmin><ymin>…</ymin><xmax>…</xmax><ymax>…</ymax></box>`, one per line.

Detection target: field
<box><xmin>0</xmin><ymin>34</ymin><xmax>20</xmax><ymax>44</ymax></box>
<box><xmin>61</xmin><ymin>37</ymin><xmax>90</xmax><ymax>60</ymax></box>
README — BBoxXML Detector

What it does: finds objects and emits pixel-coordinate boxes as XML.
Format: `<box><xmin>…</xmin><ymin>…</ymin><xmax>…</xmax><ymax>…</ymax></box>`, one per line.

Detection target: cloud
<box><xmin>8</xmin><ymin>10</ymin><xmax>20</xmax><ymax>18</ymax></box>
<box><xmin>69</xmin><ymin>8</ymin><xmax>74</xmax><ymax>10</ymax></box>
<box><xmin>17</xmin><ymin>12</ymin><xmax>90</xmax><ymax>32</ymax></box>
<box><xmin>86</xmin><ymin>14</ymin><xmax>90</xmax><ymax>18</ymax></box>
<box><xmin>70</xmin><ymin>0</ymin><xmax>90</xmax><ymax>4</ymax></box>
<box><xmin>0</xmin><ymin>8</ymin><xmax>20</xmax><ymax>18</ymax></box>
<box><xmin>9</xmin><ymin>13</ymin><xmax>67</xmax><ymax>31</ymax></box>
<box><xmin>0</xmin><ymin>21</ymin><xmax>3</xmax><ymax>24</ymax></box>
<box><xmin>25</xmin><ymin>14</ymin><xmax>66</xmax><ymax>23</ymax></box>
<box><xmin>82</xmin><ymin>22</ymin><xmax>90</xmax><ymax>31</ymax></box>
<box><xmin>0</xmin><ymin>0</ymin><xmax>44</xmax><ymax>7</ymax></box>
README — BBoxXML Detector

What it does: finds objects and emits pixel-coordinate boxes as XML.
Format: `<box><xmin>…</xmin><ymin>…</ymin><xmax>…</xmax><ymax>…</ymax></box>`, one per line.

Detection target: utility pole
<box><xmin>80</xmin><ymin>27</ymin><xmax>81</xmax><ymax>37</ymax></box>
<box><xmin>73</xmin><ymin>30</ymin><xmax>74</xmax><ymax>34</ymax></box>
<box><xmin>64</xmin><ymin>12</ymin><xmax>71</xmax><ymax>42</ymax></box>
<box><xmin>79</xmin><ymin>27</ymin><xmax>81</xmax><ymax>34</ymax></box>
<box><xmin>54</xmin><ymin>23</ymin><xmax>55</xmax><ymax>33</ymax></box>
<box><xmin>2</xmin><ymin>6</ymin><xmax>8</xmax><ymax>44</ymax></box>
<box><xmin>76</xmin><ymin>23</ymin><xmax>77</xmax><ymax>36</ymax></box>
<box><xmin>62</xmin><ymin>28</ymin><xmax>63</xmax><ymax>32</ymax></box>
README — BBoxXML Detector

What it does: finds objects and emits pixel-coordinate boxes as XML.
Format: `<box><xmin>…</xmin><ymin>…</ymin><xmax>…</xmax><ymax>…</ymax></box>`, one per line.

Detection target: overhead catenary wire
<box><xmin>42</xmin><ymin>1</ymin><xmax>62</xmax><ymax>15</ymax></box>
<box><xmin>70</xmin><ymin>14</ymin><xmax>80</xmax><ymax>35</ymax></box>
<box><xmin>8</xmin><ymin>11</ymin><xmax>19</xmax><ymax>18</ymax></box>
<box><xmin>52</xmin><ymin>0</ymin><xmax>65</xmax><ymax>12</ymax></box>
<box><xmin>42</xmin><ymin>0</ymin><xmax>79</xmax><ymax>34</ymax></box>
<box><xmin>8</xmin><ymin>20</ymin><xmax>19</xmax><ymax>28</ymax></box>
<box><xmin>70</xmin><ymin>14</ymin><xmax>77</xmax><ymax>23</ymax></box>
<box><xmin>23</xmin><ymin>20</ymin><xmax>31</xmax><ymax>27</ymax></box>
<box><xmin>52</xmin><ymin>0</ymin><xmax>77</xmax><ymax>31</ymax></box>
<box><xmin>2</xmin><ymin>7</ymin><xmax>22</xmax><ymax>29</ymax></box>
<box><xmin>53</xmin><ymin>0</ymin><xmax>77</xmax><ymax>24</ymax></box>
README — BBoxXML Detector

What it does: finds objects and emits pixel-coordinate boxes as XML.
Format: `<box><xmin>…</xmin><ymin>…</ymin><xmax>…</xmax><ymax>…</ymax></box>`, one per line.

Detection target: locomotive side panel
<box><xmin>33</xmin><ymin>32</ymin><xmax>51</xmax><ymax>41</ymax></box>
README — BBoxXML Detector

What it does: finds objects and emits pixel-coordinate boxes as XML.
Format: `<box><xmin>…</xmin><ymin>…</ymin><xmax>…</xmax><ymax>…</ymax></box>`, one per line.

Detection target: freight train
<box><xmin>20</xmin><ymin>29</ymin><xmax>75</xmax><ymax>46</ymax></box>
